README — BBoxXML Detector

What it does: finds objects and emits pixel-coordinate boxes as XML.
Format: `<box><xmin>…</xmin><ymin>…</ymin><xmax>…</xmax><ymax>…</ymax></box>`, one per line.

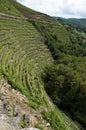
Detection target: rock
<box><xmin>0</xmin><ymin>120</ymin><xmax>14</xmax><ymax>130</ymax></box>
<box><xmin>30</xmin><ymin>109</ymin><xmax>36</xmax><ymax>115</ymax></box>
<box><xmin>0</xmin><ymin>114</ymin><xmax>8</xmax><ymax>120</ymax></box>
<box><xmin>11</xmin><ymin>89</ymin><xmax>15</xmax><ymax>94</ymax></box>
<box><xmin>3</xmin><ymin>99</ymin><xmax>9</xmax><ymax>110</ymax></box>
<box><xmin>9</xmin><ymin>116</ymin><xmax>21</xmax><ymax>128</ymax></box>
<box><xmin>13</xmin><ymin>105</ymin><xmax>20</xmax><ymax>117</ymax></box>
<box><xmin>28</xmin><ymin>128</ymin><xmax>40</xmax><ymax>130</ymax></box>
<box><xmin>0</xmin><ymin>100</ymin><xmax>3</xmax><ymax>109</ymax></box>
<box><xmin>36</xmin><ymin>115</ymin><xmax>42</xmax><ymax>120</ymax></box>
<box><xmin>41</xmin><ymin>120</ymin><xmax>46</xmax><ymax>124</ymax></box>
<box><xmin>21</xmin><ymin>128</ymin><xmax>40</xmax><ymax>130</ymax></box>
<box><xmin>46</xmin><ymin>123</ymin><xmax>50</xmax><ymax>127</ymax></box>
<box><xmin>3</xmin><ymin>100</ymin><xmax>13</xmax><ymax>116</ymax></box>
<box><xmin>21</xmin><ymin>114</ymin><xmax>31</xmax><ymax>126</ymax></box>
<box><xmin>6</xmin><ymin>104</ymin><xmax>12</xmax><ymax>112</ymax></box>
<box><xmin>25</xmin><ymin>114</ymin><xmax>31</xmax><ymax>125</ymax></box>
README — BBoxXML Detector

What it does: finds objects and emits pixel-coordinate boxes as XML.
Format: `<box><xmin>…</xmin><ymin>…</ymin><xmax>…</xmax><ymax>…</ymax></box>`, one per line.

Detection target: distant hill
<box><xmin>54</xmin><ymin>17</ymin><xmax>86</xmax><ymax>32</ymax></box>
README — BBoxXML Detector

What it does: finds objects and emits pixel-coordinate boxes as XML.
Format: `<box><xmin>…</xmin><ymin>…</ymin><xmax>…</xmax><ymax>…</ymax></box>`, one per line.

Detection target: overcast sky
<box><xmin>17</xmin><ymin>0</ymin><xmax>86</xmax><ymax>18</ymax></box>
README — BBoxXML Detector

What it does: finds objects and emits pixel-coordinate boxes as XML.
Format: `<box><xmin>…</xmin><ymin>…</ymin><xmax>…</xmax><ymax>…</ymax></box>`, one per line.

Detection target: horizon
<box><xmin>17</xmin><ymin>0</ymin><xmax>86</xmax><ymax>18</ymax></box>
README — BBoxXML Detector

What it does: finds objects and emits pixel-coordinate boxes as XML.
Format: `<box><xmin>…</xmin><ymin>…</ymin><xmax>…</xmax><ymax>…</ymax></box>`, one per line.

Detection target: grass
<box><xmin>0</xmin><ymin>17</ymin><xmax>53</xmax><ymax>101</ymax></box>
<box><xmin>35</xmin><ymin>123</ymin><xmax>43</xmax><ymax>130</ymax></box>
<box><xmin>20</xmin><ymin>120</ymin><xmax>27</xmax><ymax>128</ymax></box>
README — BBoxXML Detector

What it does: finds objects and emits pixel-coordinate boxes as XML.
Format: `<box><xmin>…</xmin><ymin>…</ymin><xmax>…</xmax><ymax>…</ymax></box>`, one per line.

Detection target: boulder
<box><xmin>46</xmin><ymin>123</ymin><xmax>50</xmax><ymax>127</ymax></box>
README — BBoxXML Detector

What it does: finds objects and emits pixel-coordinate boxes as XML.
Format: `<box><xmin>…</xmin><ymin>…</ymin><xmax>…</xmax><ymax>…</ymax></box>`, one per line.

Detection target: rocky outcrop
<box><xmin>0</xmin><ymin>79</ymin><xmax>52</xmax><ymax>130</ymax></box>
<box><xmin>0</xmin><ymin>121</ymin><xmax>15</xmax><ymax>130</ymax></box>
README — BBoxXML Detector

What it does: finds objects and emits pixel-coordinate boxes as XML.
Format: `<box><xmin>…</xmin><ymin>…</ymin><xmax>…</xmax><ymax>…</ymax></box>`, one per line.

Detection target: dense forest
<box><xmin>44</xmin><ymin>21</ymin><xmax>86</xmax><ymax>128</ymax></box>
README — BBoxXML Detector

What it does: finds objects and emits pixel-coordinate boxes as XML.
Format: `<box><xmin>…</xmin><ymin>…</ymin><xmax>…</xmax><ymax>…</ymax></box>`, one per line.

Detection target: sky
<box><xmin>17</xmin><ymin>0</ymin><xmax>86</xmax><ymax>18</ymax></box>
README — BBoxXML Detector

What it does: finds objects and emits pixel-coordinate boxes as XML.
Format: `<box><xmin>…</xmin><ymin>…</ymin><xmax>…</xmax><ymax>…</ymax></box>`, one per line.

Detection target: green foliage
<box><xmin>42</xmin><ymin>110</ymin><xmax>66</xmax><ymax>130</ymax></box>
<box><xmin>74</xmin><ymin>112</ymin><xmax>86</xmax><ymax>126</ymax></box>
<box><xmin>27</xmin><ymin>101</ymin><xmax>39</xmax><ymax>110</ymax></box>
<box><xmin>43</xmin><ymin>63</ymin><xmax>86</xmax><ymax>128</ymax></box>
<box><xmin>35</xmin><ymin>123</ymin><xmax>43</xmax><ymax>130</ymax></box>
<box><xmin>43</xmin><ymin>64</ymin><xmax>79</xmax><ymax>105</ymax></box>
<box><xmin>20</xmin><ymin>120</ymin><xmax>27</xmax><ymax>128</ymax></box>
<box><xmin>34</xmin><ymin>18</ymin><xmax>86</xmax><ymax>128</ymax></box>
<box><xmin>31</xmin><ymin>20</ymin><xmax>71</xmax><ymax>60</ymax></box>
<box><xmin>7</xmin><ymin>112</ymin><xmax>13</xmax><ymax>118</ymax></box>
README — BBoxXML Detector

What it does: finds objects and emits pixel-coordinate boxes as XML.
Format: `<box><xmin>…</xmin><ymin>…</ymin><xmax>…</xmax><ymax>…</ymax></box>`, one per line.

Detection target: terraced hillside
<box><xmin>0</xmin><ymin>17</ymin><xmax>82</xmax><ymax>130</ymax></box>
<box><xmin>0</xmin><ymin>19</ymin><xmax>81</xmax><ymax>130</ymax></box>
<box><xmin>0</xmin><ymin>17</ymin><xmax>53</xmax><ymax>97</ymax></box>
<box><xmin>0</xmin><ymin>0</ymin><xmax>83</xmax><ymax>130</ymax></box>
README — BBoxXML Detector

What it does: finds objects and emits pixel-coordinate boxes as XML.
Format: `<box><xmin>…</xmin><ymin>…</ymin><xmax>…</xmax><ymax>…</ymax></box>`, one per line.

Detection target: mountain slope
<box><xmin>0</xmin><ymin>0</ymin><xmax>23</xmax><ymax>17</ymax></box>
<box><xmin>8</xmin><ymin>0</ymin><xmax>58</xmax><ymax>23</ymax></box>
<box><xmin>0</xmin><ymin>0</ymin><xmax>84</xmax><ymax>130</ymax></box>
<box><xmin>0</xmin><ymin>17</ymin><xmax>81</xmax><ymax>130</ymax></box>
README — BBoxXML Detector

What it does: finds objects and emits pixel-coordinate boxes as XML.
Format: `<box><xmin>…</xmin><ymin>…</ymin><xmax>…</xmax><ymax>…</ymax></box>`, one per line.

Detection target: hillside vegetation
<box><xmin>0</xmin><ymin>0</ymin><xmax>85</xmax><ymax>130</ymax></box>
<box><xmin>0</xmin><ymin>0</ymin><xmax>22</xmax><ymax>17</ymax></box>
<box><xmin>29</xmin><ymin>16</ymin><xmax>86</xmax><ymax>129</ymax></box>
<box><xmin>56</xmin><ymin>17</ymin><xmax>86</xmax><ymax>33</ymax></box>
<box><xmin>40</xmin><ymin>19</ymin><xmax>86</xmax><ymax>128</ymax></box>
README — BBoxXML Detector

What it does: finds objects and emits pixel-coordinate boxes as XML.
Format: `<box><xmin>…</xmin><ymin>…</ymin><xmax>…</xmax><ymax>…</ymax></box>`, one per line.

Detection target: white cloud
<box><xmin>17</xmin><ymin>0</ymin><xmax>86</xmax><ymax>18</ymax></box>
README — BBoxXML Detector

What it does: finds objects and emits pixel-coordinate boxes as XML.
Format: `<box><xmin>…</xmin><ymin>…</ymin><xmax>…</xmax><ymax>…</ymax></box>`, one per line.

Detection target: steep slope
<box><xmin>0</xmin><ymin>78</ymin><xmax>54</xmax><ymax>130</ymax></box>
<box><xmin>0</xmin><ymin>17</ymin><xmax>53</xmax><ymax>98</ymax></box>
<box><xmin>41</xmin><ymin>18</ymin><xmax>86</xmax><ymax>129</ymax></box>
<box><xmin>0</xmin><ymin>16</ymin><xmax>81</xmax><ymax>130</ymax></box>
<box><xmin>8</xmin><ymin>0</ymin><xmax>58</xmax><ymax>23</ymax></box>
<box><xmin>0</xmin><ymin>0</ymin><xmax>83</xmax><ymax>130</ymax></box>
<box><xmin>0</xmin><ymin>0</ymin><xmax>23</xmax><ymax>17</ymax></box>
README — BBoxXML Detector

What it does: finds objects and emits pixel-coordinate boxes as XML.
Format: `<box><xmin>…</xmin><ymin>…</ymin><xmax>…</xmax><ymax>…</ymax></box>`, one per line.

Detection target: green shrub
<box><xmin>27</xmin><ymin>101</ymin><xmax>38</xmax><ymax>110</ymax></box>
<box><xmin>42</xmin><ymin>110</ymin><xmax>66</xmax><ymax>130</ymax></box>
<box><xmin>20</xmin><ymin>120</ymin><xmax>27</xmax><ymax>128</ymax></box>
<box><xmin>35</xmin><ymin>123</ymin><xmax>43</xmax><ymax>130</ymax></box>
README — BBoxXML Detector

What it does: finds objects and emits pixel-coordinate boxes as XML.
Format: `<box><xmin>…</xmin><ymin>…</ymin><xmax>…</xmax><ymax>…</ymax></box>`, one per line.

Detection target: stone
<box><xmin>46</xmin><ymin>123</ymin><xmax>50</xmax><ymax>127</ymax></box>
<box><xmin>21</xmin><ymin>114</ymin><xmax>31</xmax><ymax>126</ymax></box>
<box><xmin>0</xmin><ymin>100</ymin><xmax>3</xmax><ymax>109</ymax></box>
<box><xmin>0</xmin><ymin>120</ymin><xmax>14</xmax><ymax>130</ymax></box>
<box><xmin>21</xmin><ymin>128</ymin><xmax>40</xmax><ymax>130</ymax></box>
<box><xmin>6</xmin><ymin>104</ymin><xmax>12</xmax><ymax>113</ymax></box>
<box><xmin>3</xmin><ymin>99</ymin><xmax>9</xmax><ymax>110</ymax></box>
<box><xmin>13</xmin><ymin>106</ymin><xmax>20</xmax><ymax>117</ymax></box>
<box><xmin>25</xmin><ymin>114</ymin><xmax>30</xmax><ymax>125</ymax></box>
<box><xmin>28</xmin><ymin>128</ymin><xmax>40</xmax><ymax>130</ymax></box>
